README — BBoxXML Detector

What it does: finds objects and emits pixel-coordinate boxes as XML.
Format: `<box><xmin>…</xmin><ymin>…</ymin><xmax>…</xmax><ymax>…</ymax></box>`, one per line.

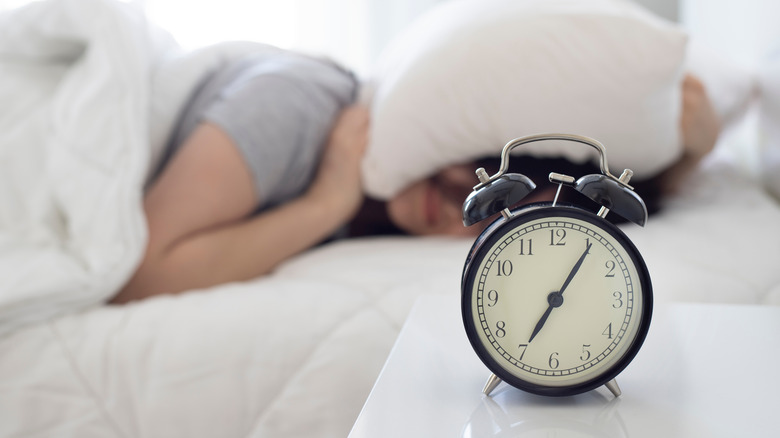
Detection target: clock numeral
<box><xmin>580</xmin><ymin>344</ymin><xmax>591</xmax><ymax>362</ymax></box>
<box><xmin>495</xmin><ymin>260</ymin><xmax>513</xmax><ymax>277</ymax></box>
<box><xmin>487</xmin><ymin>289</ymin><xmax>499</xmax><ymax>307</ymax></box>
<box><xmin>605</xmin><ymin>260</ymin><xmax>616</xmax><ymax>277</ymax></box>
<box><xmin>549</xmin><ymin>229</ymin><xmax>567</xmax><ymax>246</ymax></box>
<box><xmin>548</xmin><ymin>352</ymin><xmax>560</xmax><ymax>369</ymax></box>
<box><xmin>518</xmin><ymin>238</ymin><xmax>533</xmax><ymax>256</ymax></box>
<box><xmin>612</xmin><ymin>291</ymin><xmax>624</xmax><ymax>308</ymax></box>
<box><xmin>602</xmin><ymin>323</ymin><xmax>613</xmax><ymax>339</ymax></box>
<box><xmin>517</xmin><ymin>344</ymin><xmax>528</xmax><ymax>360</ymax></box>
<box><xmin>495</xmin><ymin>321</ymin><xmax>507</xmax><ymax>338</ymax></box>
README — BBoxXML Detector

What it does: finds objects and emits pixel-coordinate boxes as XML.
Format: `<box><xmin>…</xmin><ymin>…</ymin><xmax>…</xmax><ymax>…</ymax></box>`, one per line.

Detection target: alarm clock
<box><xmin>460</xmin><ymin>134</ymin><xmax>652</xmax><ymax>398</ymax></box>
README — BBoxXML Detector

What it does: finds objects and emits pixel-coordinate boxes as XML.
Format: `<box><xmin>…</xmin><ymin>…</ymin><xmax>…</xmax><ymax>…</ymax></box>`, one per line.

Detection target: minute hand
<box><xmin>528</xmin><ymin>242</ymin><xmax>592</xmax><ymax>343</ymax></box>
<box><xmin>557</xmin><ymin>242</ymin><xmax>592</xmax><ymax>298</ymax></box>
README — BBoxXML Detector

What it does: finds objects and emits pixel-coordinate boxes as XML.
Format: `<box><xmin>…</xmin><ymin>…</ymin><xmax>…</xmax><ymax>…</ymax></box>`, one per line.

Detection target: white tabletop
<box><xmin>349</xmin><ymin>295</ymin><xmax>780</xmax><ymax>438</ymax></box>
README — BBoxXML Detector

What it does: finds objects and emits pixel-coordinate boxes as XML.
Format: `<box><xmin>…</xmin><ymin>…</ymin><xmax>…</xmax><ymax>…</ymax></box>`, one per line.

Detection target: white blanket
<box><xmin>0</xmin><ymin>0</ymin><xmax>153</xmax><ymax>336</ymax></box>
<box><xmin>0</xmin><ymin>0</ymin><xmax>277</xmax><ymax>336</ymax></box>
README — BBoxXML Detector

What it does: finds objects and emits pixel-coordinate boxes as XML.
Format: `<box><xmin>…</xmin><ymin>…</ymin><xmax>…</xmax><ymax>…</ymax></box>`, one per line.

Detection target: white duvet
<box><xmin>2</xmin><ymin>1</ymin><xmax>780</xmax><ymax>437</ymax></box>
<box><xmin>0</xmin><ymin>0</ymin><xmax>279</xmax><ymax>336</ymax></box>
<box><xmin>0</xmin><ymin>0</ymin><xmax>150</xmax><ymax>336</ymax></box>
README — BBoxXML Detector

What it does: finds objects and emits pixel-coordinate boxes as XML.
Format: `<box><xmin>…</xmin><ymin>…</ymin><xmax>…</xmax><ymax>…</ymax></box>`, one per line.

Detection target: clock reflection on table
<box><xmin>462</xmin><ymin>389</ymin><xmax>628</xmax><ymax>438</ymax></box>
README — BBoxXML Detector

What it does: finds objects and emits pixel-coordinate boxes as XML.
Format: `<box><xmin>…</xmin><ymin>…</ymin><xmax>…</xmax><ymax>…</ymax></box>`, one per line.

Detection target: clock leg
<box><xmin>482</xmin><ymin>373</ymin><xmax>502</xmax><ymax>396</ymax></box>
<box><xmin>605</xmin><ymin>378</ymin><xmax>622</xmax><ymax>397</ymax></box>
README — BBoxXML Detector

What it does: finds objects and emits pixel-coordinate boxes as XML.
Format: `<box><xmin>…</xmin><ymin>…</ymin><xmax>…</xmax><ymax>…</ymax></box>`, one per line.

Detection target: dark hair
<box><xmin>347</xmin><ymin>154</ymin><xmax>664</xmax><ymax>236</ymax></box>
<box><xmin>347</xmin><ymin>197</ymin><xmax>404</xmax><ymax>237</ymax></box>
<box><xmin>474</xmin><ymin>155</ymin><xmax>663</xmax><ymax>225</ymax></box>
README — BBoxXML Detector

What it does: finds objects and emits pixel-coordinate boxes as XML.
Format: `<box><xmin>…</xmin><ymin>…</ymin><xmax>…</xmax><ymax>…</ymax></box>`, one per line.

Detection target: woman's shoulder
<box><xmin>223</xmin><ymin>49</ymin><xmax>356</xmax><ymax>89</ymax></box>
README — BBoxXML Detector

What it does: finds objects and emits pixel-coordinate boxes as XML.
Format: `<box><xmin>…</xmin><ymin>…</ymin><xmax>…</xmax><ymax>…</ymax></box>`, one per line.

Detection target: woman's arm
<box><xmin>111</xmin><ymin>105</ymin><xmax>368</xmax><ymax>303</ymax></box>
<box><xmin>176</xmin><ymin>104</ymin><xmax>369</xmax><ymax>286</ymax></box>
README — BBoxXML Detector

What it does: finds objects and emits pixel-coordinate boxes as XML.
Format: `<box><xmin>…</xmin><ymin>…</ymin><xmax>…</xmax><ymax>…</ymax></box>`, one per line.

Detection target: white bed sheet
<box><xmin>1</xmin><ymin>157</ymin><xmax>779</xmax><ymax>438</ymax></box>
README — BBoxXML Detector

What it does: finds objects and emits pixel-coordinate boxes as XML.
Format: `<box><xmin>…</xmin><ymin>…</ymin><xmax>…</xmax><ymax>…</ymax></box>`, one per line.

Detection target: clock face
<box><xmin>462</xmin><ymin>205</ymin><xmax>652</xmax><ymax>395</ymax></box>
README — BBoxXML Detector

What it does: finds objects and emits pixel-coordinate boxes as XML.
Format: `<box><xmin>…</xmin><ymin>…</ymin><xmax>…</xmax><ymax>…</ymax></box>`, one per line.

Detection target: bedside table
<box><xmin>349</xmin><ymin>295</ymin><xmax>780</xmax><ymax>437</ymax></box>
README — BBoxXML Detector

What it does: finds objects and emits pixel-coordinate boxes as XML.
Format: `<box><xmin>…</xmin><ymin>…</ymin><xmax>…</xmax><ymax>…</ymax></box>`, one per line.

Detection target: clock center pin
<box><xmin>547</xmin><ymin>291</ymin><xmax>564</xmax><ymax>308</ymax></box>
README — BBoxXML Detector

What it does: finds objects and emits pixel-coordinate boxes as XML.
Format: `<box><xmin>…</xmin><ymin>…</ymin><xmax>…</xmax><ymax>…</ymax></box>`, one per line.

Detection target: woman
<box><xmin>113</xmin><ymin>50</ymin><xmax>366</xmax><ymax>303</ymax></box>
<box><xmin>111</xmin><ymin>49</ymin><xmax>718</xmax><ymax>303</ymax></box>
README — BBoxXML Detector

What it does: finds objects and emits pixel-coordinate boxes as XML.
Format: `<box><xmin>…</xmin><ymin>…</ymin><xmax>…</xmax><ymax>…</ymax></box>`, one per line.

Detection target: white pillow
<box><xmin>361</xmin><ymin>0</ymin><xmax>688</xmax><ymax>199</ymax></box>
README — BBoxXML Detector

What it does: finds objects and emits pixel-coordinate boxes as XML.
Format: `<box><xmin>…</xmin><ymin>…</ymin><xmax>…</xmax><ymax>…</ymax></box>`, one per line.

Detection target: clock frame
<box><xmin>459</xmin><ymin>134</ymin><xmax>653</xmax><ymax>397</ymax></box>
<box><xmin>461</xmin><ymin>204</ymin><xmax>653</xmax><ymax>397</ymax></box>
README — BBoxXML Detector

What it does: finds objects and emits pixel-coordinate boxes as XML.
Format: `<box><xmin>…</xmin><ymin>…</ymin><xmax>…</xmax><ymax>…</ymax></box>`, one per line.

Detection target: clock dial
<box><xmin>462</xmin><ymin>206</ymin><xmax>651</xmax><ymax>395</ymax></box>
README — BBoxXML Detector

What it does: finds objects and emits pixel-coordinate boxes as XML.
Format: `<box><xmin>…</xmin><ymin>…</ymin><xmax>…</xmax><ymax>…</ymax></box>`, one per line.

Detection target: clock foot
<box><xmin>483</xmin><ymin>373</ymin><xmax>502</xmax><ymax>396</ymax></box>
<box><xmin>605</xmin><ymin>378</ymin><xmax>621</xmax><ymax>397</ymax></box>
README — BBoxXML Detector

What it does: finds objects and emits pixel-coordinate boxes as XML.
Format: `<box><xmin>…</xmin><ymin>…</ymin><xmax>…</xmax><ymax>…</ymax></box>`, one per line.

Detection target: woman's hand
<box><xmin>305</xmin><ymin>104</ymin><xmax>370</xmax><ymax>222</ymax></box>
<box><xmin>680</xmin><ymin>74</ymin><xmax>720</xmax><ymax>161</ymax></box>
<box><xmin>658</xmin><ymin>75</ymin><xmax>721</xmax><ymax>194</ymax></box>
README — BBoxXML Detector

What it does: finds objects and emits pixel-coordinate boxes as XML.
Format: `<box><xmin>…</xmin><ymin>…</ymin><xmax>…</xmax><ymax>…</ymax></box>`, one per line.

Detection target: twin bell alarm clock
<box><xmin>460</xmin><ymin>134</ymin><xmax>652</xmax><ymax>398</ymax></box>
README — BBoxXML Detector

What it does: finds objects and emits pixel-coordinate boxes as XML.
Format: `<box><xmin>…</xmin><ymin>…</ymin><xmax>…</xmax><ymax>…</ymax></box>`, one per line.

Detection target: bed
<box><xmin>1</xmin><ymin>0</ymin><xmax>778</xmax><ymax>437</ymax></box>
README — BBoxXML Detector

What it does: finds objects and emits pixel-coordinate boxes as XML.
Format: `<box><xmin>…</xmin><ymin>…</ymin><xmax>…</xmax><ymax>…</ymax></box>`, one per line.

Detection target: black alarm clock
<box><xmin>460</xmin><ymin>134</ymin><xmax>653</xmax><ymax>398</ymax></box>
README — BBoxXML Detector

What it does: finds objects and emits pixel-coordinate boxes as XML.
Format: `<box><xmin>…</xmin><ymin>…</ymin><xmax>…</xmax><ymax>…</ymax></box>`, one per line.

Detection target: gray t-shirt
<box><xmin>164</xmin><ymin>50</ymin><xmax>358</xmax><ymax>211</ymax></box>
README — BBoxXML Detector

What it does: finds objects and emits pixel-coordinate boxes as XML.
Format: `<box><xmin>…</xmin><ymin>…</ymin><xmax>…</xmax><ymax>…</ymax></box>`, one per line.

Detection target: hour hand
<box><xmin>528</xmin><ymin>290</ymin><xmax>564</xmax><ymax>342</ymax></box>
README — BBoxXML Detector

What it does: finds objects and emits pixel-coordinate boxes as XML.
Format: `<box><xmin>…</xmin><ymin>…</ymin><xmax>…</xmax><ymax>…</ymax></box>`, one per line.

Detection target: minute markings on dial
<box><xmin>472</xmin><ymin>217</ymin><xmax>643</xmax><ymax>383</ymax></box>
<box><xmin>527</xmin><ymin>241</ymin><xmax>592</xmax><ymax>343</ymax></box>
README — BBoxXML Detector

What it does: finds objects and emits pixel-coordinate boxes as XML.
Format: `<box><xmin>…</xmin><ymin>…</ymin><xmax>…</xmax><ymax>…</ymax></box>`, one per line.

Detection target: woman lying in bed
<box><xmin>110</xmin><ymin>52</ymin><xmax>719</xmax><ymax>303</ymax></box>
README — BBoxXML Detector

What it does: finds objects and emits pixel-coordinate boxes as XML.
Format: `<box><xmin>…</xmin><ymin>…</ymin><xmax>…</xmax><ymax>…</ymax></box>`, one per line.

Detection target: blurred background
<box><xmin>1</xmin><ymin>0</ymin><xmax>777</xmax><ymax>76</ymax></box>
<box><xmin>1</xmin><ymin>0</ymin><xmax>778</xmax><ymax>187</ymax></box>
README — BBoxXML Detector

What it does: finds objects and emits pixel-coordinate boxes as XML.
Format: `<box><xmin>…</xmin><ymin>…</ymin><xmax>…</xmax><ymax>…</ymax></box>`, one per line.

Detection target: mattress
<box><xmin>1</xmin><ymin>156</ymin><xmax>779</xmax><ymax>438</ymax></box>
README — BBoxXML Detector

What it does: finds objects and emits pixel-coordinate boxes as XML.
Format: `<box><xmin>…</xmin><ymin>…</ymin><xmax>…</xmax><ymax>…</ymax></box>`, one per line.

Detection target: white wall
<box><xmin>632</xmin><ymin>0</ymin><xmax>678</xmax><ymax>21</ymax></box>
<box><xmin>681</xmin><ymin>0</ymin><xmax>780</xmax><ymax>71</ymax></box>
<box><xmin>0</xmin><ymin>0</ymin><xmax>694</xmax><ymax>75</ymax></box>
<box><xmin>137</xmin><ymin>0</ymin><xmax>444</xmax><ymax>76</ymax></box>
